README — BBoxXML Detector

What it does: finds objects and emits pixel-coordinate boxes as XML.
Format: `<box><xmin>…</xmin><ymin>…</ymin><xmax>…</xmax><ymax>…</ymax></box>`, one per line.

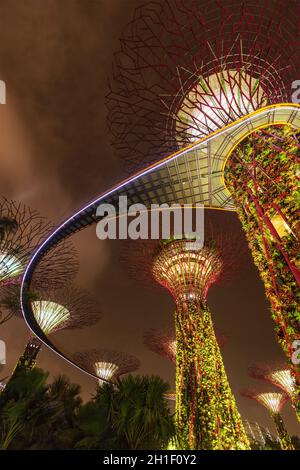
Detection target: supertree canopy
<box><xmin>107</xmin><ymin>0</ymin><xmax>300</xmax><ymax>398</ymax></box>
<box><xmin>144</xmin><ymin>326</ymin><xmax>227</xmax><ymax>363</ymax></box>
<box><xmin>107</xmin><ymin>0</ymin><xmax>300</xmax><ymax>171</ymax></box>
<box><xmin>4</xmin><ymin>285</ymin><xmax>101</xmax><ymax>375</ymax></box>
<box><xmin>152</xmin><ymin>240</ymin><xmax>222</xmax><ymax>302</ymax></box>
<box><xmin>0</xmin><ymin>197</ymin><xmax>78</xmax><ymax>291</ymax></box>
<box><xmin>248</xmin><ymin>362</ymin><xmax>298</xmax><ymax>420</ymax></box>
<box><xmin>122</xmin><ymin>224</ymin><xmax>250</xmax><ymax>450</ymax></box>
<box><xmin>73</xmin><ymin>349</ymin><xmax>140</xmax><ymax>386</ymax></box>
<box><xmin>241</xmin><ymin>389</ymin><xmax>294</xmax><ymax>450</ymax></box>
<box><xmin>30</xmin><ymin>287</ymin><xmax>101</xmax><ymax>335</ymax></box>
<box><xmin>0</xmin><ymin>197</ymin><xmax>52</xmax><ymax>286</ymax></box>
<box><xmin>31</xmin><ymin>300</ymin><xmax>70</xmax><ymax>335</ymax></box>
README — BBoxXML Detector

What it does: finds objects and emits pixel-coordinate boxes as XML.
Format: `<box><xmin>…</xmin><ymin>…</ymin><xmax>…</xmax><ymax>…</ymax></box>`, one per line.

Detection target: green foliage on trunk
<box><xmin>175</xmin><ymin>300</ymin><xmax>250</xmax><ymax>450</ymax></box>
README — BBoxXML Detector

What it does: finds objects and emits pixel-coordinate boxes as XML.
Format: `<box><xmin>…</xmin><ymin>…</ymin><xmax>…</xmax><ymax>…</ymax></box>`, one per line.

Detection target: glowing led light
<box><xmin>0</xmin><ymin>251</ymin><xmax>23</xmax><ymax>282</ymax></box>
<box><xmin>270</xmin><ymin>370</ymin><xmax>295</xmax><ymax>397</ymax></box>
<box><xmin>94</xmin><ymin>361</ymin><xmax>119</xmax><ymax>385</ymax></box>
<box><xmin>257</xmin><ymin>392</ymin><xmax>286</xmax><ymax>414</ymax></box>
<box><xmin>164</xmin><ymin>392</ymin><xmax>176</xmax><ymax>401</ymax></box>
<box><xmin>270</xmin><ymin>214</ymin><xmax>292</xmax><ymax>239</ymax></box>
<box><xmin>248</xmin><ymin>364</ymin><xmax>296</xmax><ymax>403</ymax></box>
<box><xmin>177</xmin><ymin>70</ymin><xmax>266</xmax><ymax>141</ymax></box>
<box><xmin>170</xmin><ymin>340</ymin><xmax>176</xmax><ymax>357</ymax></box>
<box><xmin>31</xmin><ymin>300</ymin><xmax>70</xmax><ymax>335</ymax></box>
<box><xmin>152</xmin><ymin>240</ymin><xmax>221</xmax><ymax>301</ymax></box>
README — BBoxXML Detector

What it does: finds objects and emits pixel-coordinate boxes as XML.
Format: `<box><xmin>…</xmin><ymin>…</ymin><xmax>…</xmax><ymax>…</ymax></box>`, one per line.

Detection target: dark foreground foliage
<box><xmin>0</xmin><ymin>368</ymin><xmax>175</xmax><ymax>450</ymax></box>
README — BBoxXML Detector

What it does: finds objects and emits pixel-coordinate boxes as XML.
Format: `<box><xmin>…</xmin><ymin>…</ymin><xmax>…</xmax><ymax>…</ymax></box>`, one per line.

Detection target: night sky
<box><xmin>0</xmin><ymin>0</ymin><xmax>299</xmax><ymax>438</ymax></box>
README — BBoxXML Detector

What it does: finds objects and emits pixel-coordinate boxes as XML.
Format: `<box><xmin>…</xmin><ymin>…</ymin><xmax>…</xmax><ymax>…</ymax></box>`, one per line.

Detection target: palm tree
<box><xmin>0</xmin><ymin>371</ymin><xmax>84</xmax><ymax>450</ymax></box>
<box><xmin>0</xmin><ymin>368</ymin><xmax>175</xmax><ymax>450</ymax></box>
<box><xmin>0</xmin><ymin>401</ymin><xmax>27</xmax><ymax>450</ymax></box>
<box><xmin>95</xmin><ymin>374</ymin><xmax>175</xmax><ymax>450</ymax></box>
<box><xmin>0</xmin><ymin>368</ymin><xmax>54</xmax><ymax>449</ymax></box>
<box><xmin>38</xmin><ymin>375</ymin><xmax>83</xmax><ymax>449</ymax></box>
<box><xmin>73</xmin><ymin>401</ymin><xmax>118</xmax><ymax>450</ymax></box>
<box><xmin>48</xmin><ymin>375</ymin><xmax>82</xmax><ymax>426</ymax></box>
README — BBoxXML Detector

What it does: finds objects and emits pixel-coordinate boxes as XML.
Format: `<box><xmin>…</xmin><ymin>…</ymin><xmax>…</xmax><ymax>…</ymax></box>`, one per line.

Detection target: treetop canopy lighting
<box><xmin>121</xmin><ymin>209</ymin><xmax>246</xmax><ymax>293</ymax></box>
<box><xmin>176</xmin><ymin>70</ymin><xmax>266</xmax><ymax>142</ymax></box>
<box><xmin>0</xmin><ymin>197</ymin><xmax>51</xmax><ymax>286</ymax></box>
<box><xmin>0</xmin><ymin>252</ymin><xmax>23</xmax><ymax>283</ymax></box>
<box><xmin>107</xmin><ymin>0</ymin><xmax>300</xmax><ymax>172</ymax></box>
<box><xmin>254</xmin><ymin>392</ymin><xmax>288</xmax><ymax>415</ymax></box>
<box><xmin>73</xmin><ymin>349</ymin><xmax>140</xmax><ymax>386</ymax></box>
<box><xmin>31</xmin><ymin>300</ymin><xmax>70</xmax><ymax>336</ymax></box>
<box><xmin>152</xmin><ymin>239</ymin><xmax>222</xmax><ymax>303</ymax></box>
<box><xmin>248</xmin><ymin>363</ymin><xmax>296</xmax><ymax>398</ymax></box>
<box><xmin>248</xmin><ymin>362</ymin><xmax>298</xmax><ymax>421</ymax></box>
<box><xmin>0</xmin><ymin>197</ymin><xmax>78</xmax><ymax>289</ymax></box>
<box><xmin>6</xmin><ymin>285</ymin><xmax>102</xmax><ymax>377</ymax></box>
<box><xmin>2</xmin><ymin>284</ymin><xmax>101</xmax><ymax>335</ymax></box>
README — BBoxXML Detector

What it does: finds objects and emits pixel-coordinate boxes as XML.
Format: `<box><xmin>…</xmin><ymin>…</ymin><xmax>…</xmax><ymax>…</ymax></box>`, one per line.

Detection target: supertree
<box><xmin>107</xmin><ymin>0</ymin><xmax>299</xmax><ymax>172</ymax></box>
<box><xmin>106</xmin><ymin>0</ymin><xmax>300</xmax><ymax>393</ymax></box>
<box><xmin>0</xmin><ymin>197</ymin><xmax>78</xmax><ymax>295</ymax></box>
<box><xmin>248</xmin><ymin>362</ymin><xmax>299</xmax><ymax>421</ymax></box>
<box><xmin>144</xmin><ymin>326</ymin><xmax>227</xmax><ymax>364</ymax></box>
<box><xmin>224</xmin><ymin>126</ymin><xmax>300</xmax><ymax>384</ymax></box>
<box><xmin>0</xmin><ymin>197</ymin><xmax>51</xmax><ymax>287</ymax></box>
<box><xmin>2</xmin><ymin>285</ymin><xmax>101</xmax><ymax>376</ymax></box>
<box><xmin>151</xmin><ymin>239</ymin><xmax>249</xmax><ymax>450</ymax></box>
<box><xmin>240</xmin><ymin>389</ymin><xmax>294</xmax><ymax>450</ymax></box>
<box><xmin>73</xmin><ymin>349</ymin><xmax>140</xmax><ymax>386</ymax></box>
<box><xmin>121</xmin><ymin>219</ymin><xmax>250</xmax><ymax>450</ymax></box>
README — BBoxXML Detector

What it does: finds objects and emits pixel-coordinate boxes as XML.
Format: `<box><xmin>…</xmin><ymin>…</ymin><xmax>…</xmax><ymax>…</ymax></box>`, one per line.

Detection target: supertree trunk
<box><xmin>175</xmin><ymin>299</ymin><xmax>250</xmax><ymax>450</ymax></box>
<box><xmin>271</xmin><ymin>412</ymin><xmax>294</xmax><ymax>450</ymax></box>
<box><xmin>224</xmin><ymin>126</ymin><xmax>300</xmax><ymax>414</ymax></box>
<box><xmin>11</xmin><ymin>337</ymin><xmax>42</xmax><ymax>377</ymax></box>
